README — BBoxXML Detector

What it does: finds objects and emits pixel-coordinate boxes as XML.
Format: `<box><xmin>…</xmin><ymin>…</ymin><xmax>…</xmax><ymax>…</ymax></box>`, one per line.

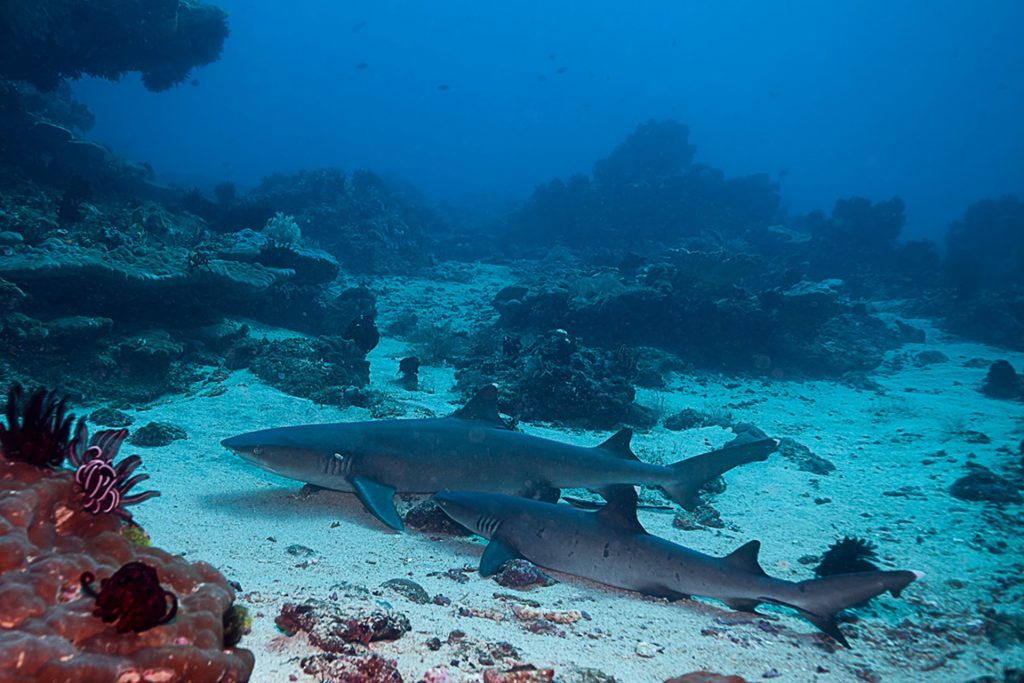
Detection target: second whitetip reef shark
<box><xmin>434</xmin><ymin>486</ymin><xmax>922</xmax><ymax>647</ymax></box>
<box><xmin>221</xmin><ymin>385</ymin><xmax>777</xmax><ymax>530</ymax></box>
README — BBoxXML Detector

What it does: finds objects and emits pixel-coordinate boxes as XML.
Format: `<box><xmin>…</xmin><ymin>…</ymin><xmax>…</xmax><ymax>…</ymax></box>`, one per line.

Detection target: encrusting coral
<box><xmin>0</xmin><ymin>384</ymin><xmax>254</xmax><ymax>682</ymax></box>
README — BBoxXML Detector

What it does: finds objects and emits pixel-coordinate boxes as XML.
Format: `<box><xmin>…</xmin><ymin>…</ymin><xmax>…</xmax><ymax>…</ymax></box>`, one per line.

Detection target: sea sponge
<box><xmin>262</xmin><ymin>211</ymin><xmax>302</xmax><ymax>244</ymax></box>
<box><xmin>0</xmin><ymin>459</ymin><xmax>254</xmax><ymax>682</ymax></box>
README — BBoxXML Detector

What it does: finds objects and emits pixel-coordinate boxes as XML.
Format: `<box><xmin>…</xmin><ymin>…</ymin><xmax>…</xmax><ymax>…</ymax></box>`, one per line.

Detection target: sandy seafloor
<box><xmin>104</xmin><ymin>266</ymin><xmax>1021</xmax><ymax>682</ymax></box>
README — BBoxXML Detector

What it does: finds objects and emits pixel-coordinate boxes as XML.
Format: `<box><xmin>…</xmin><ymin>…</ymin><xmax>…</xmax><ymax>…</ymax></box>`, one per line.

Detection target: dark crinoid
<box><xmin>0</xmin><ymin>384</ymin><xmax>75</xmax><ymax>467</ymax></box>
<box><xmin>81</xmin><ymin>561</ymin><xmax>178</xmax><ymax>633</ymax></box>
<box><xmin>815</xmin><ymin>536</ymin><xmax>880</xmax><ymax>577</ymax></box>
<box><xmin>67</xmin><ymin>419</ymin><xmax>160</xmax><ymax>521</ymax></box>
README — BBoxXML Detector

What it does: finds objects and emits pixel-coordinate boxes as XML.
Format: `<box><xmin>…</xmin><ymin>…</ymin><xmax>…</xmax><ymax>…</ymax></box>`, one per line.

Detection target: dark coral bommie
<box><xmin>67</xmin><ymin>419</ymin><xmax>160</xmax><ymax>520</ymax></box>
<box><xmin>815</xmin><ymin>536</ymin><xmax>880</xmax><ymax>577</ymax></box>
<box><xmin>80</xmin><ymin>561</ymin><xmax>178</xmax><ymax>633</ymax></box>
<box><xmin>0</xmin><ymin>383</ymin><xmax>74</xmax><ymax>467</ymax></box>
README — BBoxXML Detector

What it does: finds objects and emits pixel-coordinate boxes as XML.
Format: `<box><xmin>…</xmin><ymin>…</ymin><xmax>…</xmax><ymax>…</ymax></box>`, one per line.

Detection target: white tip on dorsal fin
<box><xmin>596</xmin><ymin>428</ymin><xmax>638</xmax><ymax>461</ymax></box>
<box><xmin>453</xmin><ymin>384</ymin><xmax>510</xmax><ymax>428</ymax></box>
<box><xmin>723</xmin><ymin>540</ymin><xmax>766</xmax><ymax>576</ymax></box>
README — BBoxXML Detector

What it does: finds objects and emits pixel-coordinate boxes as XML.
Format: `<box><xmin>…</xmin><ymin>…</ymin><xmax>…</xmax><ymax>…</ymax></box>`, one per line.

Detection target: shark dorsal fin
<box><xmin>724</xmin><ymin>540</ymin><xmax>766</xmax><ymax>576</ymax></box>
<box><xmin>454</xmin><ymin>385</ymin><xmax>510</xmax><ymax>428</ymax></box>
<box><xmin>596</xmin><ymin>485</ymin><xmax>645</xmax><ymax>533</ymax></box>
<box><xmin>596</xmin><ymin>428</ymin><xmax>638</xmax><ymax>461</ymax></box>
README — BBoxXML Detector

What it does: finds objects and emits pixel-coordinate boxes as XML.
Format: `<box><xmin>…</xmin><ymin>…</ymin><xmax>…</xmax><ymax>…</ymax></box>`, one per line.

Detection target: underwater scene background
<box><xmin>0</xmin><ymin>2</ymin><xmax>1022</xmax><ymax>682</ymax></box>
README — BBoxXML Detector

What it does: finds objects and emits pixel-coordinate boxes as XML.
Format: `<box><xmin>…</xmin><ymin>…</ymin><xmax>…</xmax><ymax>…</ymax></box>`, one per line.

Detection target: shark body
<box><xmin>434</xmin><ymin>488</ymin><xmax>921</xmax><ymax>647</ymax></box>
<box><xmin>221</xmin><ymin>385</ymin><xmax>777</xmax><ymax>530</ymax></box>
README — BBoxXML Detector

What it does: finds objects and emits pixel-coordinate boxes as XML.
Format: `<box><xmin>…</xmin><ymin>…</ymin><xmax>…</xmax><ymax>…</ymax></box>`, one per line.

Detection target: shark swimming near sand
<box><xmin>221</xmin><ymin>385</ymin><xmax>777</xmax><ymax>530</ymax></box>
<box><xmin>434</xmin><ymin>487</ymin><xmax>922</xmax><ymax>647</ymax></box>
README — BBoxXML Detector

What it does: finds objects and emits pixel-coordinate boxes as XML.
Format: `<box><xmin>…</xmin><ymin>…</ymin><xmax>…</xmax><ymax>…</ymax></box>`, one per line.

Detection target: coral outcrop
<box><xmin>199</xmin><ymin>168</ymin><xmax>436</xmax><ymax>274</ymax></box>
<box><xmin>0</xmin><ymin>460</ymin><xmax>254</xmax><ymax>682</ymax></box>
<box><xmin>488</xmin><ymin>255</ymin><xmax>908</xmax><ymax>379</ymax></box>
<box><xmin>507</xmin><ymin>120</ymin><xmax>781</xmax><ymax>251</ymax></box>
<box><xmin>0</xmin><ymin>0</ymin><xmax>228</xmax><ymax>92</ymax></box>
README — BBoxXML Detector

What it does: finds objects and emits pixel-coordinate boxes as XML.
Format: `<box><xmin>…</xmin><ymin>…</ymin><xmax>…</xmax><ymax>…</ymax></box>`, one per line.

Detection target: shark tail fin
<box><xmin>660</xmin><ymin>437</ymin><xmax>777</xmax><ymax>510</ymax></box>
<box><xmin>761</xmin><ymin>569</ymin><xmax>922</xmax><ymax>648</ymax></box>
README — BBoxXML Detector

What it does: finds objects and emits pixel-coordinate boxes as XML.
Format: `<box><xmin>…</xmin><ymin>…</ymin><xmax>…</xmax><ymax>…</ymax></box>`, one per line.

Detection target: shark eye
<box><xmin>252</xmin><ymin>447</ymin><xmax>263</xmax><ymax>456</ymax></box>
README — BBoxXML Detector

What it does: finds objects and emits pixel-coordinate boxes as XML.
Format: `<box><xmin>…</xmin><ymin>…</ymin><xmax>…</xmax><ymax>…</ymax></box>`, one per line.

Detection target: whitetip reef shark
<box><xmin>221</xmin><ymin>385</ymin><xmax>777</xmax><ymax>531</ymax></box>
<box><xmin>434</xmin><ymin>487</ymin><xmax>922</xmax><ymax>647</ymax></box>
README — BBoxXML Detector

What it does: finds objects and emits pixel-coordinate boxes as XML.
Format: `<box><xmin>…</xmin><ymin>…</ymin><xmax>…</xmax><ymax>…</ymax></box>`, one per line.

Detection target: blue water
<box><xmin>71</xmin><ymin>0</ymin><xmax>1024</xmax><ymax>240</ymax></box>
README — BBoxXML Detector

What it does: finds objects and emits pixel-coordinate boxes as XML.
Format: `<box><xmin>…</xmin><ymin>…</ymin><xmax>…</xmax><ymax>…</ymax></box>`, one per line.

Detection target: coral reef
<box><xmin>941</xmin><ymin>196</ymin><xmax>1024</xmax><ymax>349</ymax></box>
<box><xmin>803</xmin><ymin>196</ymin><xmax>907</xmax><ymax>279</ymax></box>
<box><xmin>981</xmin><ymin>360</ymin><xmax>1022</xmax><ymax>400</ymax></box>
<box><xmin>454</xmin><ymin>328</ymin><xmax>651</xmax><ymax>429</ymax></box>
<box><xmin>129</xmin><ymin>422</ymin><xmax>188</xmax><ymax>448</ymax></box>
<box><xmin>945</xmin><ymin>196</ymin><xmax>1024</xmax><ymax>294</ymax></box>
<box><xmin>0</xmin><ymin>164</ymin><xmax>377</xmax><ymax>404</ymax></box>
<box><xmin>492</xmin><ymin>560</ymin><xmax>556</xmax><ymax>590</ymax></box>
<box><xmin>949</xmin><ymin>464</ymin><xmax>1023</xmax><ymax>504</ymax></box>
<box><xmin>210</xmin><ymin>168</ymin><xmax>436</xmax><ymax>274</ymax></box>
<box><xmin>488</xmin><ymin>255</ymin><xmax>909</xmax><ymax>379</ymax></box>
<box><xmin>247</xmin><ymin>336</ymin><xmax>370</xmax><ymax>407</ymax></box>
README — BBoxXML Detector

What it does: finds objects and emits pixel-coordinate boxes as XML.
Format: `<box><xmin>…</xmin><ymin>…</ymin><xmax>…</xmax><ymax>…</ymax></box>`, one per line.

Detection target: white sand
<box><xmin>114</xmin><ymin>272</ymin><xmax>1022</xmax><ymax>682</ymax></box>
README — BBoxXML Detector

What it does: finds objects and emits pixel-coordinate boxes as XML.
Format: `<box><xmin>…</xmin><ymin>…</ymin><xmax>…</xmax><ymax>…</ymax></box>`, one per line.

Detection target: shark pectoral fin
<box><xmin>479</xmin><ymin>538</ymin><xmax>522</xmax><ymax>577</ymax></box>
<box><xmin>351</xmin><ymin>476</ymin><xmax>403</xmax><ymax>531</ymax></box>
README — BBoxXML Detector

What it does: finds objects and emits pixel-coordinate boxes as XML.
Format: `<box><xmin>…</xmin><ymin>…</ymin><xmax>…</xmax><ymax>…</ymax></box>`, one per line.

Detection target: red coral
<box><xmin>0</xmin><ymin>459</ymin><xmax>254</xmax><ymax>682</ymax></box>
<box><xmin>80</xmin><ymin>561</ymin><xmax>178</xmax><ymax>633</ymax></box>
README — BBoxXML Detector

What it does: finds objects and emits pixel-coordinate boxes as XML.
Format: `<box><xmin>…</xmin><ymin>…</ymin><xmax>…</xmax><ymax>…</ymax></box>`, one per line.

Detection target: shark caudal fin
<box><xmin>660</xmin><ymin>437</ymin><xmax>778</xmax><ymax>510</ymax></box>
<box><xmin>762</xmin><ymin>570</ymin><xmax>922</xmax><ymax>647</ymax></box>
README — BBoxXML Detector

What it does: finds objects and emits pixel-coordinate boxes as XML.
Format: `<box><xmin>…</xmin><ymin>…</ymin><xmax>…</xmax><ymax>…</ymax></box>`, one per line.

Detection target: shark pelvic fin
<box><xmin>596</xmin><ymin>485</ymin><xmax>645</xmax><ymax>533</ymax></box>
<box><xmin>723</xmin><ymin>540</ymin><xmax>767</xmax><ymax>576</ymax></box>
<box><xmin>723</xmin><ymin>597</ymin><xmax>762</xmax><ymax>613</ymax></box>
<box><xmin>454</xmin><ymin>384</ymin><xmax>511</xmax><ymax>428</ymax></box>
<box><xmin>351</xmin><ymin>476</ymin><xmax>403</xmax><ymax>531</ymax></box>
<box><xmin>759</xmin><ymin>598</ymin><xmax>850</xmax><ymax>648</ymax></box>
<box><xmin>479</xmin><ymin>538</ymin><xmax>523</xmax><ymax>576</ymax></box>
<box><xmin>596</xmin><ymin>428</ymin><xmax>638</xmax><ymax>461</ymax></box>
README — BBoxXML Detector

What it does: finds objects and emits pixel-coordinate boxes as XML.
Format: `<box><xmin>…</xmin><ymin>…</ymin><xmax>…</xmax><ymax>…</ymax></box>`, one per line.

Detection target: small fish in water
<box><xmin>355</xmin><ymin>62</ymin><xmax>369</xmax><ymax>70</ymax></box>
<box><xmin>438</xmin><ymin>83</ymin><xmax>450</xmax><ymax>91</ymax></box>
<box><xmin>556</xmin><ymin>66</ymin><xmax>568</xmax><ymax>75</ymax></box>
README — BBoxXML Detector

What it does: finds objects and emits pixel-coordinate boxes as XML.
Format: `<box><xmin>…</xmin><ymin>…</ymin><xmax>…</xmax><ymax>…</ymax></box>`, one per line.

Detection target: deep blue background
<box><xmin>72</xmin><ymin>1</ymin><xmax>1024</xmax><ymax>239</ymax></box>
